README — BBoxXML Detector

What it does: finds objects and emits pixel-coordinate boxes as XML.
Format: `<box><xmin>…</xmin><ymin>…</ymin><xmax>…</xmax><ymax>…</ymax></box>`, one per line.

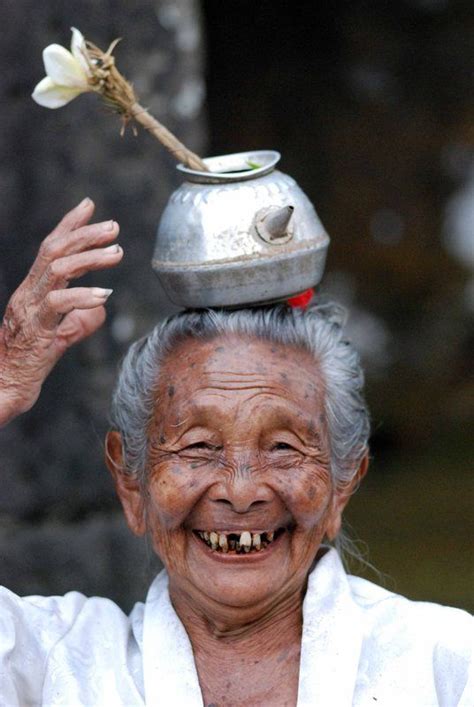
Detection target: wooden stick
<box><xmin>84</xmin><ymin>38</ymin><xmax>209</xmax><ymax>172</ymax></box>
<box><xmin>130</xmin><ymin>102</ymin><xmax>208</xmax><ymax>171</ymax></box>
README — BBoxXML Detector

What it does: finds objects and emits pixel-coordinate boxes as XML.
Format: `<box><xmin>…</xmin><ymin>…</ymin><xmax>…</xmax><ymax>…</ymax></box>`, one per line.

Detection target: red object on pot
<box><xmin>287</xmin><ymin>288</ymin><xmax>314</xmax><ymax>310</ymax></box>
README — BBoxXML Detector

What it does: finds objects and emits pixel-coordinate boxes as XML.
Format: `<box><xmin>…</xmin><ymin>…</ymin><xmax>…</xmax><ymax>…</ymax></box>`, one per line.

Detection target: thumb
<box><xmin>55</xmin><ymin>306</ymin><xmax>107</xmax><ymax>354</ymax></box>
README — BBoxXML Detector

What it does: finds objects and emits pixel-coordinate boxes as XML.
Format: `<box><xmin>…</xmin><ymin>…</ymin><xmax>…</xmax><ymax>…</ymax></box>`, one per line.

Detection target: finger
<box><xmin>44</xmin><ymin>219</ymin><xmax>120</xmax><ymax>261</ymax></box>
<box><xmin>36</xmin><ymin>198</ymin><xmax>96</xmax><ymax>269</ymax></box>
<box><xmin>33</xmin><ymin>243</ymin><xmax>123</xmax><ymax>300</ymax></box>
<box><xmin>55</xmin><ymin>306</ymin><xmax>107</xmax><ymax>353</ymax></box>
<box><xmin>36</xmin><ymin>287</ymin><xmax>113</xmax><ymax>331</ymax></box>
<box><xmin>28</xmin><ymin>219</ymin><xmax>119</xmax><ymax>283</ymax></box>
<box><xmin>51</xmin><ymin>197</ymin><xmax>96</xmax><ymax>238</ymax></box>
<box><xmin>26</xmin><ymin>197</ymin><xmax>95</xmax><ymax>283</ymax></box>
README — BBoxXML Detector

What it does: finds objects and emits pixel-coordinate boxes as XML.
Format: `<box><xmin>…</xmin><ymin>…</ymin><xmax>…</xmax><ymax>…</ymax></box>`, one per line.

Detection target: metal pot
<box><xmin>152</xmin><ymin>150</ymin><xmax>329</xmax><ymax>308</ymax></box>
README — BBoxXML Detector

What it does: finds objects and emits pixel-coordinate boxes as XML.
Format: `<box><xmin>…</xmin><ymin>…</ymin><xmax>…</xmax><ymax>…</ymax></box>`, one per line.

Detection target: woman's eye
<box><xmin>271</xmin><ymin>442</ymin><xmax>293</xmax><ymax>451</ymax></box>
<box><xmin>183</xmin><ymin>442</ymin><xmax>219</xmax><ymax>451</ymax></box>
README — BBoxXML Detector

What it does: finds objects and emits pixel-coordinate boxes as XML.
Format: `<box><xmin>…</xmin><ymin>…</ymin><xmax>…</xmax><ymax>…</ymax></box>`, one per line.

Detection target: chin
<box><xmin>181</xmin><ymin>528</ymin><xmax>299</xmax><ymax>609</ymax></box>
<box><xmin>192</xmin><ymin>567</ymin><xmax>288</xmax><ymax>609</ymax></box>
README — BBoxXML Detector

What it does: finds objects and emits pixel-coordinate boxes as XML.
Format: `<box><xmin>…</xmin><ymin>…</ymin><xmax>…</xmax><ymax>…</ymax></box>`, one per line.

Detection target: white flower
<box><xmin>32</xmin><ymin>28</ymin><xmax>91</xmax><ymax>109</ymax></box>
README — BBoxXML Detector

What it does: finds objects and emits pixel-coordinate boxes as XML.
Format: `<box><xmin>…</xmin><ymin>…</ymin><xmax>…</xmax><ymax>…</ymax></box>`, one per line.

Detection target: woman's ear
<box><xmin>325</xmin><ymin>451</ymin><xmax>369</xmax><ymax>541</ymax></box>
<box><xmin>105</xmin><ymin>430</ymin><xmax>146</xmax><ymax>537</ymax></box>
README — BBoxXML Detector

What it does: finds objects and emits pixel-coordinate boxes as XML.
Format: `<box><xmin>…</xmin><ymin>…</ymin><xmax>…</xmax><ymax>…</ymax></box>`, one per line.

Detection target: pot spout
<box><xmin>255</xmin><ymin>205</ymin><xmax>294</xmax><ymax>244</ymax></box>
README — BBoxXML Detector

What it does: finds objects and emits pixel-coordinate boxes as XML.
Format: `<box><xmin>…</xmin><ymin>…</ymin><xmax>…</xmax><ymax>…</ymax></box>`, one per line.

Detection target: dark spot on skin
<box><xmin>270</xmin><ymin>346</ymin><xmax>277</xmax><ymax>353</ymax></box>
<box><xmin>215</xmin><ymin>346</ymin><xmax>225</xmax><ymax>352</ymax></box>
<box><xmin>226</xmin><ymin>682</ymin><xmax>231</xmax><ymax>689</ymax></box>
<box><xmin>308</xmin><ymin>485</ymin><xmax>316</xmax><ymax>500</ymax></box>
<box><xmin>304</xmin><ymin>392</ymin><xmax>309</xmax><ymax>399</ymax></box>
<box><xmin>168</xmin><ymin>385</ymin><xmax>175</xmax><ymax>398</ymax></box>
<box><xmin>159</xmin><ymin>435</ymin><xmax>166</xmax><ymax>444</ymax></box>
<box><xmin>319</xmin><ymin>413</ymin><xmax>325</xmax><ymax>425</ymax></box>
<box><xmin>280</xmin><ymin>371</ymin><xmax>288</xmax><ymax>380</ymax></box>
<box><xmin>189</xmin><ymin>480</ymin><xmax>197</xmax><ymax>488</ymax></box>
<box><xmin>254</xmin><ymin>659</ymin><xmax>259</xmax><ymax>664</ymax></box>
<box><xmin>277</xmin><ymin>647</ymin><xmax>290</xmax><ymax>663</ymax></box>
<box><xmin>190</xmin><ymin>462</ymin><xmax>200</xmax><ymax>469</ymax></box>
<box><xmin>190</xmin><ymin>362</ymin><xmax>196</xmax><ymax>368</ymax></box>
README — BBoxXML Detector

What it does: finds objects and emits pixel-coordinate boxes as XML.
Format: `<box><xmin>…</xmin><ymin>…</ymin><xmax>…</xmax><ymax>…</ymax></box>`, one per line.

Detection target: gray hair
<box><xmin>109</xmin><ymin>303</ymin><xmax>370</xmax><ymax>496</ymax></box>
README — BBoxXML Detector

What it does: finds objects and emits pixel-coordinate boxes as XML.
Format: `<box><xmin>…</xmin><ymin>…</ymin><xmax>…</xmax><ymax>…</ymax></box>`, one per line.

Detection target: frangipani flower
<box><xmin>31</xmin><ymin>27</ymin><xmax>208</xmax><ymax>170</ymax></box>
<box><xmin>32</xmin><ymin>28</ymin><xmax>91</xmax><ymax>109</ymax></box>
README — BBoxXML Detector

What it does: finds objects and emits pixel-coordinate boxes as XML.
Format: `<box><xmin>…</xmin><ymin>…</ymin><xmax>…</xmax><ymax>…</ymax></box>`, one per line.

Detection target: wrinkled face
<box><xmin>121</xmin><ymin>335</ymin><xmax>351</xmax><ymax>610</ymax></box>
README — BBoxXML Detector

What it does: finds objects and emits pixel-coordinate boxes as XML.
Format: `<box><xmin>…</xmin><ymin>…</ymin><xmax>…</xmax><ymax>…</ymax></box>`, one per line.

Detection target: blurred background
<box><xmin>0</xmin><ymin>0</ymin><xmax>472</xmax><ymax>612</ymax></box>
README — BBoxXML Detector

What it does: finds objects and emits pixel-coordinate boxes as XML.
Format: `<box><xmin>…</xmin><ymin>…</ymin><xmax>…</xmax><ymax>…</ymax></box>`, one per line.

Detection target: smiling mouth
<box><xmin>193</xmin><ymin>528</ymin><xmax>286</xmax><ymax>554</ymax></box>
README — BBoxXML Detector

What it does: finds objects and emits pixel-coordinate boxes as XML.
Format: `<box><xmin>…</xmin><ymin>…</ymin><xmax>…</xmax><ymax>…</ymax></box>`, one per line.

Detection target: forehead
<box><xmin>156</xmin><ymin>334</ymin><xmax>324</xmax><ymax>416</ymax></box>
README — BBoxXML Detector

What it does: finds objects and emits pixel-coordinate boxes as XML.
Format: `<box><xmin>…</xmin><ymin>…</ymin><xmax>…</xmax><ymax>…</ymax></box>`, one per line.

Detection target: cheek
<box><xmin>146</xmin><ymin>462</ymin><xmax>212</xmax><ymax>530</ymax></box>
<box><xmin>271</xmin><ymin>463</ymin><xmax>333</xmax><ymax>529</ymax></box>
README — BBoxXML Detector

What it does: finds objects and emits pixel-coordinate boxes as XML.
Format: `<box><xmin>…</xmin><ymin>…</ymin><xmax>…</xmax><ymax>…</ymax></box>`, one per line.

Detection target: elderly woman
<box><xmin>0</xmin><ymin>201</ymin><xmax>472</xmax><ymax>706</ymax></box>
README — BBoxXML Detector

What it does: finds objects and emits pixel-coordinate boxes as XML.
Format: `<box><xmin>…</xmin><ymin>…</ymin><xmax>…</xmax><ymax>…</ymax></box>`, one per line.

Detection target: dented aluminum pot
<box><xmin>152</xmin><ymin>150</ymin><xmax>329</xmax><ymax>308</ymax></box>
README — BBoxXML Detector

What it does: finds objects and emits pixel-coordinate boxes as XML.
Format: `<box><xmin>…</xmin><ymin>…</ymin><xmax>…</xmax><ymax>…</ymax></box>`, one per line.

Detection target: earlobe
<box><xmin>356</xmin><ymin>452</ymin><xmax>370</xmax><ymax>487</ymax></box>
<box><xmin>105</xmin><ymin>430</ymin><xmax>147</xmax><ymax>537</ymax></box>
<box><xmin>105</xmin><ymin>429</ymin><xmax>124</xmax><ymax>476</ymax></box>
<box><xmin>325</xmin><ymin>510</ymin><xmax>342</xmax><ymax>542</ymax></box>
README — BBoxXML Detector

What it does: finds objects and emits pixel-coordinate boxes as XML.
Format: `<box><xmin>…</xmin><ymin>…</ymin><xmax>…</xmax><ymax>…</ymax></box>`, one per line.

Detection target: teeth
<box><xmin>198</xmin><ymin>529</ymin><xmax>279</xmax><ymax>552</ymax></box>
<box><xmin>209</xmin><ymin>531</ymin><xmax>219</xmax><ymax>550</ymax></box>
<box><xmin>240</xmin><ymin>531</ymin><xmax>252</xmax><ymax>551</ymax></box>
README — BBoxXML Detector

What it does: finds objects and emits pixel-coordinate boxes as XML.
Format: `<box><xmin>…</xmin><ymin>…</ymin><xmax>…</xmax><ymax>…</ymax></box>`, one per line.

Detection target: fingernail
<box><xmin>104</xmin><ymin>220</ymin><xmax>116</xmax><ymax>231</ymax></box>
<box><xmin>92</xmin><ymin>287</ymin><xmax>113</xmax><ymax>299</ymax></box>
<box><xmin>79</xmin><ymin>197</ymin><xmax>92</xmax><ymax>208</ymax></box>
<box><xmin>103</xmin><ymin>244</ymin><xmax>122</xmax><ymax>254</ymax></box>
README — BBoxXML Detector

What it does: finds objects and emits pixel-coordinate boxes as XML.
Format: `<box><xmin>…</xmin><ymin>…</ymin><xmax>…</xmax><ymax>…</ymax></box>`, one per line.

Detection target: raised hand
<box><xmin>0</xmin><ymin>198</ymin><xmax>123</xmax><ymax>426</ymax></box>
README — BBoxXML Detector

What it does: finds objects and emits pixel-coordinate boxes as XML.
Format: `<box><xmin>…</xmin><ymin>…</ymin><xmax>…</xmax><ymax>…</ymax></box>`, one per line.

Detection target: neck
<box><xmin>169</xmin><ymin>580</ymin><xmax>305</xmax><ymax>706</ymax></box>
<box><xmin>169</xmin><ymin>579</ymin><xmax>304</xmax><ymax>647</ymax></box>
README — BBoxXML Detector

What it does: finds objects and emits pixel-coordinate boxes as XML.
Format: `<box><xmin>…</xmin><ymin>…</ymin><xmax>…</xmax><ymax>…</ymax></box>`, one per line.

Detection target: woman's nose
<box><xmin>209</xmin><ymin>470</ymin><xmax>274</xmax><ymax>514</ymax></box>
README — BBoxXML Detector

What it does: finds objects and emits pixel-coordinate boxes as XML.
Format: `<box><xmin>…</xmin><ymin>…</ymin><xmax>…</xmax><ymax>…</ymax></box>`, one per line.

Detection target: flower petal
<box><xmin>32</xmin><ymin>76</ymin><xmax>85</xmax><ymax>108</ymax></box>
<box><xmin>70</xmin><ymin>27</ymin><xmax>90</xmax><ymax>74</ymax></box>
<box><xmin>43</xmin><ymin>44</ymin><xmax>88</xmax><ymax>88</ymax></box>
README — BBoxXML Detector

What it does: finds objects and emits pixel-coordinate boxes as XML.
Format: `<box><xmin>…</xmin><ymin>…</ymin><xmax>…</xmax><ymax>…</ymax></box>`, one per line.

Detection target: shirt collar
<box><xmin>298</xmin><ymin>548</ymin><xmax>363</xmax><ymax>706</ymax></box>
<box><xmin>143</xmin><ymin>569</ymin><xmax>203</xmax><ymax>706</ymax></box>
<box><xmin>142</xmin><ymin>548</ymin><xmax>362</xmax><ymax>707</ymax></box>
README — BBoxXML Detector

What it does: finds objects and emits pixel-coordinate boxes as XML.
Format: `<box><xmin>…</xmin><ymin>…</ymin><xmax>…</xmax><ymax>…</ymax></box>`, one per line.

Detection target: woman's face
<box><xmin>110</xmin><ymin>335</ymin><xmax>359</xmax><ymax>611</ymax></box>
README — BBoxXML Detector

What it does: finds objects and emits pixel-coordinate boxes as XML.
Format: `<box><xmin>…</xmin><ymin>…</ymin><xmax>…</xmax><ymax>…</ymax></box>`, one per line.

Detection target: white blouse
<box><xmin>0</xmin><ymin>548</ymin><xmax>472</xmax><ymax>706</ymax></box>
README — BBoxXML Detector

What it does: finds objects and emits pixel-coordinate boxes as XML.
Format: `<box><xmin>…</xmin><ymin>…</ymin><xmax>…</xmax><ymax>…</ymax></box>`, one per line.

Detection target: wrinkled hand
<box><xmin>0</xmin><ymin>198</ymin><xmax>123</xmax><ymax>426</ymax></box>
